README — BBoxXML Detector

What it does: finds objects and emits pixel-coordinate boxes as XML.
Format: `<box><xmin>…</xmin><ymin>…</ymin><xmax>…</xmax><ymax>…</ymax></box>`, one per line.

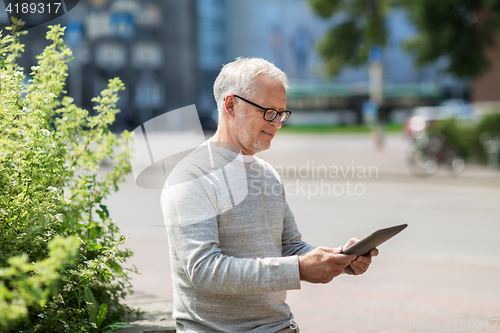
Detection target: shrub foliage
<box><xmin>428</xmin><ymin>112</ymin><xmax>500</xmax><ymax>163</ymax></box>
<box><xmin>0</xmin><ymin>20</ymin><xmax>135</xmax><ymax>332</ymax></box>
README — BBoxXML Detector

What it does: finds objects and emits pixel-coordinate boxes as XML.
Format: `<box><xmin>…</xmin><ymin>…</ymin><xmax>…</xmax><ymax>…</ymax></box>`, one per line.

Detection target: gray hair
<box><xmin>213</xmin><ymin>57</ymin><xmax>289</xmax><ymax>117</ymax></box>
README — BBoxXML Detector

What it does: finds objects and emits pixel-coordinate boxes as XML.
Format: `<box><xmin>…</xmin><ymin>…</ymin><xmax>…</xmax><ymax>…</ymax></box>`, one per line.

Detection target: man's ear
<box><xmin>224</xmin><ymin>94</ymin><xmax>236</xmax><ymax>118</ymax></box>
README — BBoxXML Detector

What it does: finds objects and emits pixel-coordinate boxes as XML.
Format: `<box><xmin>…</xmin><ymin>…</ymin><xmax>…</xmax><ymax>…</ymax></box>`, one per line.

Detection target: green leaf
<box><xmin>84</xmin><ymin>287</ymin><xmax>98</xmax><ymax>322</ymax></box>
<box><xmin>96</xmin><ymin>209</ymin><xmax>106</xmax><ymax>221</ymax></box>
<box><xmin>99</xmin><ymin>204</ymin><xmax>110</xmax><ymax>219</ymax></box>
<box><xmin>101</xmin><ymin>321</ymin><xmax>133</xmax><ymax>331</ymax></box>
<box><xmin>88</xmin><ymin>242</ymin><xmax>103</xmax><ymax>250</ymax></box>
<box><xmin>97</xmin><ymin>303</ymin><xmax>107</xmax><ymax>328</ymax></box>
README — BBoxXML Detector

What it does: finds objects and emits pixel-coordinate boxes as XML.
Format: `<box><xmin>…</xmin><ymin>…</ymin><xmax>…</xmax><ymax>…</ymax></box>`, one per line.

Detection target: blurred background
<box><xmin>2</xmin><ymin>0</ymin><xmax>499</xmax><ymax>332</ymax></box>
<box><xmin>3</xmin><ymin>0</ymin><xmax>500</xmax><ymax>131</ymax></box>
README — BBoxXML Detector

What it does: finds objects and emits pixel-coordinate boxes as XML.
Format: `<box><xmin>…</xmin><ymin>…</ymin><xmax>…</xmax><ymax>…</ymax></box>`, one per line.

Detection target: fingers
<box><xmin>355</xmin><ymin>254</ymin><xmax>372</xmax><ymax>265</ymax></box>
<box><xmin>319</xmin><ymin>246</ymin><xmax>336</xmax><ymax>254</ymax></box>
<box><xmin>300</xmin><ymin>246</ymin><xmax>378</xmax><ymax>281</ymax></box>
<box><xmin>324</xmin><ymin>253</ymin><xmax>356</xmax><ymax>280</ymax></box>
<box><xmin>348</xmin><ymin>265</ymin><xmax>366</xmax><ymax>275</ymax></box>
<box><xmin>343</xmin><ymin>238</ymin><xmax>359</xmax><ymax>249</ymax></box>
<box><xmin>318</xmin><ymin>246</ymin><xmax>348</xmax><ymax>255</ymax></box>
<box><xmin>333</xmin><ymin>246</ymin><xmax>343</xmax><ymax>254</ymax></box>
<box><xmin>344</xmin><ymin>249</ymin><xmax>378</xmax><ymax>275</ymax></box>
<box><xmin>299</xmin><ymin>248</ymin><xmax>355</xmax><ymax>283</ymax></box>
<box><xmin>331</xmin><ymin>253</ymin><xmax>356</xmax><ymax>264</ymax></box>
<box><xmin>349</xmin><ymin>258</ymin><xmax>370</xmax><ymax>273</ymax></box>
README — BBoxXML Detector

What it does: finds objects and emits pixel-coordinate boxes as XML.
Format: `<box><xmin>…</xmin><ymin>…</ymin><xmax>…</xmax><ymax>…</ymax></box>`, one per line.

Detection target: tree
<box><xmin>402</xmin><ymin>0</ymin><xmax>500</xmax><ymax>78</ymax></box>
<box><xmin>308</xmin><ymin>0</ymin><xmax>391</xmax><ymax>77</ymax></box>
<box><xmin>309</xmin><ymin>0</ymin><xmax>389</xmax><ymax>147</ymax></box>
<box><xmin>309</xmin><ymin>0</ymin><xmax>500</xmax><ymax>79</ymax></box>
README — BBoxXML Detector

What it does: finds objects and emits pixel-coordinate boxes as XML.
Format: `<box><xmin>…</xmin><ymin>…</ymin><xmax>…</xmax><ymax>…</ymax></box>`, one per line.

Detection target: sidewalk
<box><xmin>138</xmin><ymin>132</ymin><xmax>500</xmax><ymax>185</ymax></box>
<box><xmin>258</xmin><ymin>133</ymin><xmax>500</xmax><ymax>186</ymax></box>
<box><xmin>114</xmin><ymin>133</ymin><xmax>500</xmax><ymax>333</ymax></box>
<box><xmin>117</xmin><ymin>256</ymin><xmax>500</xmax><ymax>333</ymax></box>
<box><xmin>116</xmin><ymin>296</ymin><xmax>175</xmax><ymax>333</ymax></box>
<box><xmin>287</xmin><ymin>255</ymin><xmax>500</xmax><ymax>333</ymax></box>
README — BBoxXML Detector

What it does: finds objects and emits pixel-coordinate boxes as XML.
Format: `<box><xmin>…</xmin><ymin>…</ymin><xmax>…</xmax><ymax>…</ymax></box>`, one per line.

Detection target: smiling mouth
<box><xmin>261</xmin><ymin>130</ymin><xmax>274</xmax><ymax>138</ymax></box>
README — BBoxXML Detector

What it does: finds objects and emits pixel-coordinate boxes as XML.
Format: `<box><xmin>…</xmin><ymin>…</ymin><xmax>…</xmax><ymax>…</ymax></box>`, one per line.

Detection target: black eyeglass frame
<box><xmin>232</xmin><ymin>94</ymin><xmax>292</xmax><ymax>123</ymax></box>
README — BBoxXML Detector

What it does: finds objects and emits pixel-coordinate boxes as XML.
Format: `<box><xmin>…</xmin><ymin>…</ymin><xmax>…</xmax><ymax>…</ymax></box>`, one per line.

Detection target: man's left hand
<box><xmin>342</xmin><ymin>238</ymin><xmax>379</xmax><ymax>275</ymax></box>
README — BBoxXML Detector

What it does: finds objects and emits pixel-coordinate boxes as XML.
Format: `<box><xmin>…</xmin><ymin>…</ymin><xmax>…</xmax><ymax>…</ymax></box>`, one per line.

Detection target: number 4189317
<box><xmin>5</xmin><ymin>2</ymin><xmax>62</xmax><ymax>14</ymax></box>
<box><xmin>444</xmin><ymin>319</ymin><xmax>499</xmax><ymax>330</ymax></box>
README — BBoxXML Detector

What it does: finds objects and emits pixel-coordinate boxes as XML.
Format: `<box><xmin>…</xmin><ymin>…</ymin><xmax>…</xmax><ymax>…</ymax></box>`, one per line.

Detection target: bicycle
<box><xmin>407</xmin><ymin>133</ymin><xmax>465</xmax><ymax>177</ymax></box>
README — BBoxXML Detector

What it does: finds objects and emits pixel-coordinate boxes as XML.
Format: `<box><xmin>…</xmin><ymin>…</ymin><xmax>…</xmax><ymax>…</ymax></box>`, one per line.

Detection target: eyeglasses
<box><xmin>233</xmin><ymin>95</ymin><xmax>292</xmax><ymax>123</ymax></box>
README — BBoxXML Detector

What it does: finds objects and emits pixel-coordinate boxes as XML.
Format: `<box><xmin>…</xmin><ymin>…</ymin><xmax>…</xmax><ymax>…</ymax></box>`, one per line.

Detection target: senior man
<box><xmin>161</xmin><ymin>57</ymin><xmax>378</xmax><ymax>333</ymax></box>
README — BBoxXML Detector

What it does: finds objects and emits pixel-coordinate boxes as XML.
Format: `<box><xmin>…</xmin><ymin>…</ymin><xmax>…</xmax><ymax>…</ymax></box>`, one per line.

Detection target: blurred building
<box><xmin>221</xmin><ymin>1</ymin><xmax>469</xmax><ymax>125</ymax></box>
<box><xmin>1</xmin><ymin>0</ymin><xmax>198</xmax><ymax>131</ymax></box>
<box><xmin>69</xmin><ymin>0</ymin><xmax>198</xmax><ymax>130</ymax></box>
<box><xmin>195</xmin><ymin>0</ymin><xmax>226</xmax><ymax>126</ymax></box>
<box><xmin>0</xmin><ymin>0</ymin><xmax>472</xmax><ymax>128</ymax></box>
<box><xmin>471</xmin><ymin>35</ymin><xmax>500</xmax><ymax>113</ymax></box>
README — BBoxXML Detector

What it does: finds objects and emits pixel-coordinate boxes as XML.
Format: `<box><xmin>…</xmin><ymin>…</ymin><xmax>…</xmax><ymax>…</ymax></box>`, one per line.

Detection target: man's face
<box><xmin>230</xmin><ymin>76</ymin><xmax>286</xmax><ymax>155</ymax></box>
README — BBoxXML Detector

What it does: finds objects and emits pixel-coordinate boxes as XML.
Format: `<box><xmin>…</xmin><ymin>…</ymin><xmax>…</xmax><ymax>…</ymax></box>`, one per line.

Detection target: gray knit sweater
<box><xmin>161</xmin><ymin>141</ymin><xmax>315</xmax><ymax>332</ymax></box>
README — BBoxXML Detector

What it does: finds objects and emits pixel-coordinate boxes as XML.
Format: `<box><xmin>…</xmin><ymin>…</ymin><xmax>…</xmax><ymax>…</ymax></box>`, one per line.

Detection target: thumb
<box><xmin>344</xmin><ymin>238</ymin><xmax>359</xmax><ymax>249</ymax></box>
<box><xmin>333</xmin><ymin>246</ymin><xmax>343</xmax><ymax>254</ymax></box>
<box><xmin>319</xmin><ymin>247</ymin><xmax>337</xmax><ymax>254</ymax></box>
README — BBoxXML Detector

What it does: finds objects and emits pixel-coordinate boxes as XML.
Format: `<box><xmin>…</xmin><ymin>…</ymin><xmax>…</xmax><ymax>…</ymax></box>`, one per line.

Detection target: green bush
<box><xmin>0</xmin><ymin>236</ymin><xmax>79</xmax><ymax>330</ymax></box>
<box><xmin>427</xmin><ymin>112</ymin><xmax>500</xmax><ymax>163</ymax></box>
<box><xmin>427</xmin><ymin>118</ymin><xmax>474</xmax><ymax>158</ymax></box>
<box><xmin>0</xmin><ymin>20</ymin><xmax>135</xmax><ymax>332</ymax></box>
<box><xmin>471</xmin><ymin>112</ymin><xmax>500</xmax><ymax>163</ymax></box>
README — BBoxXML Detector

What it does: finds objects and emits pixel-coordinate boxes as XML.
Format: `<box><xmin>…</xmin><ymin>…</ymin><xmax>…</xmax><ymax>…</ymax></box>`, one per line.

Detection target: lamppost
<box><xmin>369</xmin><ymin>45</ymin><xmax>384</xmax><ymax>150</ymax></box>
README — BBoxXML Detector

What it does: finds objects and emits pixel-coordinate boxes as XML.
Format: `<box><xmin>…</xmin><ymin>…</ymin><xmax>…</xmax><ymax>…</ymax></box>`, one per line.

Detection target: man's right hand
<box><xmin>298</xmin><ymin>247</ymin><xmax>356</xmax><ymax>283</ymax></box>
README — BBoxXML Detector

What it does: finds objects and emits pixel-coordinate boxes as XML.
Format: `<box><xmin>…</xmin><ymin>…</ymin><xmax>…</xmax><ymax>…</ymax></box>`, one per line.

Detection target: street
<box><xmin>105</xmin><ymin>133</ymin><xmax>500</xmax><ymax>332</ymax></box>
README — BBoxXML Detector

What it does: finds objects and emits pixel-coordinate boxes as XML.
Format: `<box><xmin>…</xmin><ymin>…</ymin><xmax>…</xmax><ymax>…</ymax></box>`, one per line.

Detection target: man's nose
<box><xmin>271</xmin><ymin>114</ymin><xmax>283</xmax><ymax>129</ymax></box>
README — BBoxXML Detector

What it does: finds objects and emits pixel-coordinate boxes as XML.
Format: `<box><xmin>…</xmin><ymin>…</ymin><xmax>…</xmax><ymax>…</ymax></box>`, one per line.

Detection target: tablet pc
<box><xmin>341</xmin><ymin>223</ymin><xmax>408</xmax><ymax>256</ymax></box>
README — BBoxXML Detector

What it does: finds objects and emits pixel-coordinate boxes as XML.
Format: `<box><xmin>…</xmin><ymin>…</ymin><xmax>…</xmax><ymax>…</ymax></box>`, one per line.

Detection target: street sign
<box><xmin>110</xmin><ymin>11</ymin><xmax>136</xmax><ymax>40</ymax></box>
<box><xmin>370</xmin><ymin>45</ymin><xmax>383</xmax><ymax>63</ymax></box>
<box><xmin>65</xmin><ymin>19</ymin><xmax>84</xmax><ymax>48</ymax></box>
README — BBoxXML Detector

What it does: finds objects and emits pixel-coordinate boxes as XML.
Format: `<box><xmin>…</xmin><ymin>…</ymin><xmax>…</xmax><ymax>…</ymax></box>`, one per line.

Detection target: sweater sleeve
<box><xmin>262</xmin><ymin>160</ymin><xmax>315</xmax><ymax>257</ymax></box>
<box><xmin>161</xmin><ymin>163</ymin><xmax>301</xmax><ymax>295</ymax></box>
<box><xmin>281</xmin><ymin>201</ymin><xmax>316</xmax><ymax>257</ymax></box>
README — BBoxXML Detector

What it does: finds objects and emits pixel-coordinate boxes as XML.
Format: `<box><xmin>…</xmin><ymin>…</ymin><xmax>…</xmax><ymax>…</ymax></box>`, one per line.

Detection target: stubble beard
<box><xmin>234</xmin><ymin>114</ymin><xmax>270</xmax><ymax>154</ymax></box>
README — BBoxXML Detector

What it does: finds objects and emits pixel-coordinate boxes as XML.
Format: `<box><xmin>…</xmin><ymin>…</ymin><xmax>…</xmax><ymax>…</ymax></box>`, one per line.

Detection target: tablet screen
<box><xmin>341</xmin><ymin>223</ymin><xmax>408</xmax><ymax>256</ymax></box>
